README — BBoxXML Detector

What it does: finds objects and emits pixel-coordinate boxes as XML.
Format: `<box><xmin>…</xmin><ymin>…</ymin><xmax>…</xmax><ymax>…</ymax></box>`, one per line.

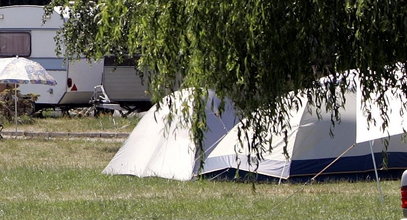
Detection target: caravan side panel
<box><xmin>103</xmin><ymin>66</ymin><xmax>149</xmax><ymax>102</ymax></box>
<box><xmin>59</xmin><ymin>60</ymin><xmax>104</xmax><ymax>104</ymax></box>
<box><xmin>0</xmin><ymin>6</ymin><xmax>67</xmax><ymax>105</ymax></box>
<box><xmin>24</xmin><ymin>29</ymin><xmax>68</xmax><ymax>105</ymax></box>
<box><xmin>0</xmin><ymin>6</ymin><xmax>104</xmax><ymax>107</ymax></box>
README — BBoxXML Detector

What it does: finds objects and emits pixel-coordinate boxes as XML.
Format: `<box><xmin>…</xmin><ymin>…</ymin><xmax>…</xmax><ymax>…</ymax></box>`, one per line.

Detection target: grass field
<box><xmin>0</xmin><ymin>117</ymin><xmax>403</xmax><ymax>219</ymax></box>
<box><xmin>2</xmin><ymin>114</ymin><xmax>140</xmax><ymax>133</ymax></box>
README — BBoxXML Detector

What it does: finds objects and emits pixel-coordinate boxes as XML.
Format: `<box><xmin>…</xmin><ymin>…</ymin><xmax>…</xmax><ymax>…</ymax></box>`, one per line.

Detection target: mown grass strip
<box><xmin>0</xmin><ymin>168</ymin><xmax>401</xmax><ymax>219</ymax></box>
<box><xmin>1</xmin><ymin>131</ymin><xmax>130</xmax><ymax>139</ymax></box>
<box><xmin>1</xmin><ymin>115</ymin><xmax>140</xmax><ymax>133</ymax></box>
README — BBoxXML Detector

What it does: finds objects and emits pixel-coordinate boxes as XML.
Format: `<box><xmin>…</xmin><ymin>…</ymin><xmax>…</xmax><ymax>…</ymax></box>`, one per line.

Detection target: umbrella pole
<box><xmin>14</xmin><ymin>83</ymin><xmax>18</xmax><ymax>135</ymax></box>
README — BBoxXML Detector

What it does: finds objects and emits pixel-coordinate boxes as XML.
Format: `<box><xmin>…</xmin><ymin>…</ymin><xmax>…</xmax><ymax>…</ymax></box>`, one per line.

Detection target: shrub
<box><xmin>0</xmin><ymin>87</ymin><xmax>39</xmax><ymax>124</ymax></box>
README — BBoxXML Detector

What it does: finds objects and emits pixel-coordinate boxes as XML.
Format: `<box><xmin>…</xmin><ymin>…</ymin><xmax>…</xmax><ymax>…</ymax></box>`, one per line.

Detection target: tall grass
<box><xmin>0</xmin><ymin>137</ymin><xmax>402</xmax><ymax>219</ymax></box>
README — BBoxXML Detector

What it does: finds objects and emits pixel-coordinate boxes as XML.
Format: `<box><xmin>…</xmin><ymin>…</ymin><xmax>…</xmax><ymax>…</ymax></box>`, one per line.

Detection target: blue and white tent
<box><xmin>201</xmin><ymin>73</ymin><xmax>407</xmax><ymax>180</ymax></box>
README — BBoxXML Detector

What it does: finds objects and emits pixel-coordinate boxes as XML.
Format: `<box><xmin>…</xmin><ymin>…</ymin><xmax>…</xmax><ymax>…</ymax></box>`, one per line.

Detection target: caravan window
<box><xmin>0</xmin><ymin>32</ymin><xmax>31</xmax><ymax>57</ymax></box>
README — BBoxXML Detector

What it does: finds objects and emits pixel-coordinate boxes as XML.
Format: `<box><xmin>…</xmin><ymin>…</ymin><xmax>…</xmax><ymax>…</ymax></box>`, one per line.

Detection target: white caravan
<box><xmin>0</xmin><ymin>5</ymin><xmax>149</xmax><ymax>112</ymax></box>
<box><xmin>0</xmin><ymin>5</ymin><xmax>103</xmax><ymax>110</ymax></box>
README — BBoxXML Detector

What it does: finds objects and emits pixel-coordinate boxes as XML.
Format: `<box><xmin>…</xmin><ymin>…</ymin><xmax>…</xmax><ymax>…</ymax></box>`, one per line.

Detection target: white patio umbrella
<box><xmin>0</xmin><ymin>57</ymin><xmax>57</xmax><ymax>133</ymax></box>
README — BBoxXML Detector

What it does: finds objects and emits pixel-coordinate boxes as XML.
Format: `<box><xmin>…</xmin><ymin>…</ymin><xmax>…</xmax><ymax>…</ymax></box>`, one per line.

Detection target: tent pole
<box><xmin>278</xmin><ymin>160</ymin><xmax>288</xmax><ymax>185</ymax></box>
<box><xmin>369</xmin><ymin>140</ymin><xmax>384</xmax><ymax>204</ymax></box>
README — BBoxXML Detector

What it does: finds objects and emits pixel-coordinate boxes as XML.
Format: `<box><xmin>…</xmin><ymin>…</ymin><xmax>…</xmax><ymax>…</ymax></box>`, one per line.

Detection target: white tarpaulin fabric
<box><xmin>102</xmin><ymin>89</ymin><xmax>237</xmax><ymax>181</ymax></box>
<box><xmin>356</xmin><ymin>83</ymin><xmax>407</xmax><ymax>143</ymax></box>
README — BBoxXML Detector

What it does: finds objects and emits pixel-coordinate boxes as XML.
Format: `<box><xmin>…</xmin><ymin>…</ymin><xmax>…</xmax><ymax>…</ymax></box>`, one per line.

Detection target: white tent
<box><xmin>102</xmin><ymin>90</ymin><xmax>237</xmax><ymax>181</ymax></box>
<box><xmin>201</xmin><ymin>76</ymin><xmax>407</xmax><ymax>180</ymax></box>
<box><xmin>104</xmin><ymin>72</ymin><xmax>407</xmax><ymax>181</ymax></box>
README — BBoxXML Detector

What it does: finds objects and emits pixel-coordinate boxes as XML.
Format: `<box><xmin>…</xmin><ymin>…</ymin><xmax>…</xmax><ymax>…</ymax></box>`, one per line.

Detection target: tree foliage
<box><xmin>45</xmin><ymin>0</ymin><xmax>407</xmax><ymax>167</ymax></box>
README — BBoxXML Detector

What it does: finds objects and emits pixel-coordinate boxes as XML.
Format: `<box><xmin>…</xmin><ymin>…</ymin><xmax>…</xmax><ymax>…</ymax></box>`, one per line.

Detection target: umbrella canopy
<box><xmin>0</xmin><ymin>57</ymin><xmax>57</xmax><ymax>86</ymax></box>
<box><xmin>0</xmin><ymin>57</ymin><xmax>57</xmax><ymax>133</ymax></box>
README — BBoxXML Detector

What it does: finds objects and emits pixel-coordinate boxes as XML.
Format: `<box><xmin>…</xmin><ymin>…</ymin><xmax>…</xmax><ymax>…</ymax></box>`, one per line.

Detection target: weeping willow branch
<box><xmin>45</xmin><ymin>0</ymin><xmax>407</xmax><ymax>168</ymax></box>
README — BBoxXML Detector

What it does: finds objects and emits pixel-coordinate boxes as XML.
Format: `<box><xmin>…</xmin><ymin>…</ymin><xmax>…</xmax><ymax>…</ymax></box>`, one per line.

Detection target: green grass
<box><xmin>1</xmin><ymin>114</ymin><xmax>140</xmax><ymax>133</ymax></box>
<box><xmin>0</xmin><ymin>116</ymin><xmax>403</xmax><ymax>219</ymax></box>
<box><xmin>0</xmin><ymin>137</ymin><xmax>403</xmax><ymax>219</ymax></box>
